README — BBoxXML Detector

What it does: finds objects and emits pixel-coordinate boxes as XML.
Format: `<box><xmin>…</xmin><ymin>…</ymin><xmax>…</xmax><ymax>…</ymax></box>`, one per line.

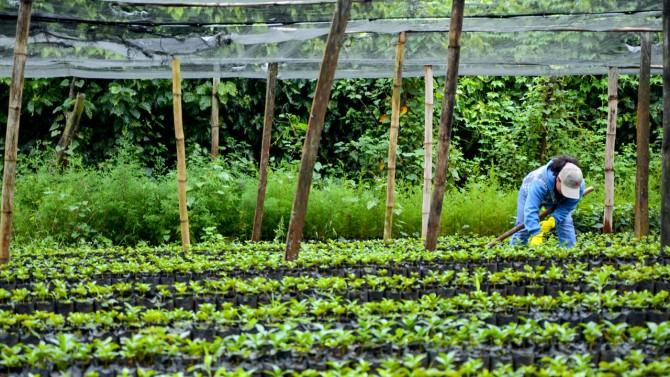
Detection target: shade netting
<box><xmin>0</xmin><ymin>0</ymin><xmax>662</xmax><ymax>79</ymax></box>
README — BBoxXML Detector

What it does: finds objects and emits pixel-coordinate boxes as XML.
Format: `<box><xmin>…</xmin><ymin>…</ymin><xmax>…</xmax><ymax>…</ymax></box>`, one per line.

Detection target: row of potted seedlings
<box><xmin>0</xmin><ymin>235</ymin><xmax>668</xmax><ymax>375</ymax></box>
<box><xmin>1</xmin><ymin>234</ymin><xmax>666</xmax><ymax>284</ymax></box>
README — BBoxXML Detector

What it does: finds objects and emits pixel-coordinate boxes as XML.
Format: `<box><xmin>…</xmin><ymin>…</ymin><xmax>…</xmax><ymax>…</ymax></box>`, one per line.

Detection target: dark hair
<box><xmin>549</xmin><ymin>154</ymin><xmax>579</xmax><ymax>175</ymax></box>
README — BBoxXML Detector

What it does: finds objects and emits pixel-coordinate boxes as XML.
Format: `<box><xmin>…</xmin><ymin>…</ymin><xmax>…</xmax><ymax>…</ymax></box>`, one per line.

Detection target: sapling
<box><xmin>135</xmin><ymin>283</ymin><xmax>152</xmax><ymax>297</ymax></box>
<box><xmin>459</xmin><ymin>358</ymin><xmax>484</xmax><ymax>377</ymax></box>
<box><xmin>0</xmin><ymin>288</ymin><xmax>10</xmax><ymax>303</ymax></box>
<box><xmin>33</xmin><ymin>282</ymin><xmax>50</xmax><ymax>303</ymax></box>
<box><xmin>0</xmin><ymin>345</ymin><xmax>23</xmax><ymax>370</ymax></box>
<box><xmin>580</xmin><ymin>322</ymin><xmax>604</xmax><ymax>350</ymax></box>
<box><xmin>10</xmin><ymin>288</ymin><xmax>31</xmax><ymax>303</ymax></box>
<box><xmin>603</xmin><ymin>320</ymin><xmax>628</xmax><ymax>347</ymax></box>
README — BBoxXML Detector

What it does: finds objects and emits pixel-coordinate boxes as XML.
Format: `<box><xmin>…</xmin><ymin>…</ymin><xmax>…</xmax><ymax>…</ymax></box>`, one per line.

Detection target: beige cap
<box><xmin>558</xmin><ymin>162</ymin><xmax>583</xmax><ymax>199</ymax></box>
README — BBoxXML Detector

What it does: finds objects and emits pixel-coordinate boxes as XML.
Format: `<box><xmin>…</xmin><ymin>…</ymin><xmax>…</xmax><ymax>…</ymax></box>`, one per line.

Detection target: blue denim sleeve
<box><xmin>523</xmin><ymin>179</ymin><xmax>546</xmax><ymax>237</ymax></box>
<box><xmin>552</xmin><ymin>181</ymin><xmax>586</xmax><ymax>223</ymax></box>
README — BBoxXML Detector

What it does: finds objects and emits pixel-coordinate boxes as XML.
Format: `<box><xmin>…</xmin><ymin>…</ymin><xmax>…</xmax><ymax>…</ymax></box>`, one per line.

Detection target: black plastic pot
<box><xmin>34</xmin><ymin>300</ymin><xmax>55</xmax><ymax>313</ymax></box>
<box><xmin>511</xmin><ymin>349</ymin><xmax>535</xmax><ymax>368</ymax></box>
<box><xmin>646</xmin><ymin>310</ymin><xmax>669</xmax><ymax>323</ymax></box>
<box><xmin>654</xmin><ymin>281</ymin><xmax>670</xmax><ymax>294</ymax></box>
<box><xmin>368</xmin><ymin>290</ymin><xmax>384</xmax><ymax>301</ymax></box>
<box><xmin>192</xmin><ymin>326</ymin><xmax>216</xmax><ymax>341</ymax></box>
<box><xmin>174</xmin><ymin>295</ymin><xmax>195</xmax><ymax>311</ymax></box>
<box><xmin>56</xmin><ymin>300</ymin><xmax>74</xmax><ymax>315</ymax></box>
<box><xmin>347</xmin><ymin>290</ymin><xmax>368</xmax><ymax>303</ymax></box>
<box><xmin>175</xmin><ymin>272</ymin><xmax>192</xmax><ymax>283</ymax></box>
<box><xmin>237</xmin><ymin>294</ymin><xmax>258</xmax><ymax>308</ymax></box>
<box><xmin>13</xmin><ymin>301</ymin><xmax>34</xmax><ymax>314</ymax></box>
<box><xmin>74</xmin><ymin>299</ymin><xmax>95</xmax><ymax>313</ymax></box>
<box><xmin>626</xmin><ymin>310</ymin><xmax>647</xmax><ymax>327</ymax></box>
<box><xmin>160</xmin><ymin>274</ymin><xmax>175</xmax><ymax>285</ymax></box>
<box><xmin>0</xmin><ymin>331</ymin><xmax>18</xmax><ymax>347</ymax></box>
<box><xmin>526</xmin><ymin>286</ymin><xmax>544</xmax><ymax>296</ymax></box>
<box><xmin>134</xmin><ymin>296</ymin><xmax>158</xmax><ymax>309</ymax></box>
<box><xmin>437</xmin><ymin>288</ymin><xmax>455</xmax><ymax>298</ymax></box>
<box><xmin>507</xmin><ymin>285</ymin><xmax>525</xmax><ymax>296</ymax></box>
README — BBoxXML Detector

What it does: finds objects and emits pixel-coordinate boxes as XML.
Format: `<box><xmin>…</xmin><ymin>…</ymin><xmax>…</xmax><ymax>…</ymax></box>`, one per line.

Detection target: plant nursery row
<box><xmin>0</xmin><ymin>235</ymin><xmax>669</xmax><ymax>376</ymax></box>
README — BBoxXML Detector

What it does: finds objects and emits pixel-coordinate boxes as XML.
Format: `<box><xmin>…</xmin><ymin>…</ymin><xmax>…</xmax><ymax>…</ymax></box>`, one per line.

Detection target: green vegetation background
<box><xmin>3</xmin><ymin>74</ymin><xmax>663</xmax><ymax>246</ymax></box>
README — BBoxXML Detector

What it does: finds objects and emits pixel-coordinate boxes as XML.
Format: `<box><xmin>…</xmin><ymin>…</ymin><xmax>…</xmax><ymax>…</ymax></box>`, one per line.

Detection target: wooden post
<box><xmin>211</xmin><ymin>77</ymin><xmax>220</xmax><ymax>159</ymax></box>
<box><xmin>422</xmin><ymin>65</ymin><xmax>434</xmax><ymax>239</ymax></box>
<box><xmin>284</xmin><ymin>0</ymin><xmax>352</xmax><ymax>261</ymax></box>
<box><xmin>662</xmin><ymin>0</ymin><xmax>670</xmax><ymax>252</ymax></box>
<box><xmin>0</xmin><ymin>0</ymin><xmax>33</xmax><ymax>265</ymax></box>
<box><xmin>172</xmin><ymin>58</ymin><xmax>190</xmax><ymax>251</ymax></box>
<box><xmin>635</xmin><ymin>32</ymin><xmax>652</xmax><ymax>238</ymax></box>
<box><xmin>55</xmin><ymin>93</ymin><xmax>86</xmax><ymax>166</ymax></box>
<box><xmin>425</xmin><ymin>0</ymin><xmax>464</xmax><ymax>251</ymax></box>
<box><xmin>383</xmin><ymin>31</ymin><xmax>406</xmax><ymax>241</ymax></box>
<box><xmin>252</xmin><ymin>62</ymin><xmax>278</xmax><ymax>241</ymax></box>
<box><xmin>603</xmin><ymin>67</ymin><xmax>618</xmax><ymax>234</ymax></box>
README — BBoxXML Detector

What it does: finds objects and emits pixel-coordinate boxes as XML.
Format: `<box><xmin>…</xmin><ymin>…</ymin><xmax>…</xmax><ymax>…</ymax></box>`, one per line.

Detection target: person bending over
<box><xmin>509</xmin><ymin>155</ymin><xmax>585</xmax><ymax>247</ymax></box>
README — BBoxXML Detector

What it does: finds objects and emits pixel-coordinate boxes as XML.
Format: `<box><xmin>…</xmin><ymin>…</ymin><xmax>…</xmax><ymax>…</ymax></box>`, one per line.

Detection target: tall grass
<box><xmin>10</xmin><ymin>150</ymin><xmax>658</xmax><ymax>246</ymax></box>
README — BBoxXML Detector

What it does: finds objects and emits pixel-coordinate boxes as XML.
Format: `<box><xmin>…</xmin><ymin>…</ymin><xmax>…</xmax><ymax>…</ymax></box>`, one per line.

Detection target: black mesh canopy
<box><xmin>0</xmin><ymin>0</ymin><xmax>662</xmax><ymax>79</ymax></box>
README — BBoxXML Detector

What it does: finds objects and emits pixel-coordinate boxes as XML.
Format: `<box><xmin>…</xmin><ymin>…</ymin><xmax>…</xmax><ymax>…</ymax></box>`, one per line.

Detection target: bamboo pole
<box><xmin>211</xmin><ymin>77</ymin><xmax>220</xmax><ymax>159</ymax></box>
<box><xmin>383</xmin><ymin>31</ymin><xmax>406</xmax><ymax>241</ymax></box>
<box><xmin>603</xmin><ymin>67</ymin><xmax>618</xmax><ymax>234</ymax></box>
<box><xmin>425</xmin><ymin>0</ymin><xmax>464</xmax><ymax>251</ymax></box>
<box><xmin>284</xmin><ymin>0</ymin><xmax>352</xmax><ymax>261</ymax></box>
<box><xmin>55</xmin><ymin>93</ymin><xmax>86</xmax><ymax>167</ymax></box>
<box><xmin>422</xmin><ymin>65</ymin><xmax>434</xmax><ymax>239</ymax></box>
<box><xmin>172</xmin><ymin>58</ymin><xmax>190</xmax><ymax>251</ymax></box>
<box><xmin>635</xmin><ymin>32</ymin><xmax>652</xmax><ymax>238</ymax></box>
<box><xmin>0</xmin><ymin>0</ymin><xmax>33</xmax><ymax>265</ymax></box>
<box><xmin>662</xmin><ymin>0</ymin><xmax>670</xmax><ymax>252</ymax></box>
<box><xmin>252</xmin><ymin>62</ymin><xmax>279</xmax><ymax>242</ymax></box>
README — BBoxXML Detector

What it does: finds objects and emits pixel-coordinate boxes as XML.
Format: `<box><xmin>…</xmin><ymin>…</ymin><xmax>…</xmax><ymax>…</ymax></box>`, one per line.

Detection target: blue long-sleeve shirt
<box><xmin>521</xmin><ymin>160</ymin><xmax>586</xmax><ymax>237</ymax></box>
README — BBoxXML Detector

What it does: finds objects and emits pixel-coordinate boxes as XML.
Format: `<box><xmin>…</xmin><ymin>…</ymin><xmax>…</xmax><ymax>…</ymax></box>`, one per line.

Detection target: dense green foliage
<box><xmin>9</xmin><ymin>146</ymin><xmax>659</xmax><ymax>246</ymax></box>
<box><xmin>0</xmin><ymin>73</ymin><xmax>663</xmax><ymax>245</ymax></box>
<box><xmin>7</xmin><ymin>74</ymin><xmax>664</xmax><ymax>186</ymax></box>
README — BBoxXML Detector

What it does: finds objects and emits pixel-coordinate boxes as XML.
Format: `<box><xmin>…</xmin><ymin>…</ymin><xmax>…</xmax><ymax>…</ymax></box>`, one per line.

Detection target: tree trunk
<box><xmin>284</xmin><ymin>0</ymin><xmax>352</xmax><ymax>261</ymax></box>
<box><xmin>425</xmin><ymin>0</ymin><xmax>464</xmax><ymax>251</ymax></box>
<box><xmin>0</xmin><ymin>0</ymin><xmax>33</xmax><ymax>264</ymax></box>
<box><xmin>422</xmin><ymin>65</ymin><xmax>434</xmax><ymax>239</ymax></box>
<box><xmin>603</xmin><ymin>67</ymin><xmax>618</xmax><ymax>234</ymax></box>
<box><xmin>55</xmin><ymin>93</ymin><xmax>86</xmax><ymax>167</ymax></box>
<box><xmin>383</xmin><ymin>31</ymin><xmax>406</xmax><ymax>241</ymax></box>
<box><xmin>635</xmin><ymin>32</ymin><xmax>651</xmax><ymax>238</ymax></box>
<box><xmin>662</xmin><ymin>0</ymin><xmax>670</xmax><ymax>253</ymax></box>
<box><xmin>211</xmin><ymin>77</ymin><xmax>220</xmax><ymax>159</ymax></box>
<box><xmin>252</xmin><ymin>62</ymin><xmax>278</xmax><ymax>241</ymax></box>
<box><xmin>172</xmin><ymin>58</ymin><xmax>191</xmax><ymax>251</ymax></box>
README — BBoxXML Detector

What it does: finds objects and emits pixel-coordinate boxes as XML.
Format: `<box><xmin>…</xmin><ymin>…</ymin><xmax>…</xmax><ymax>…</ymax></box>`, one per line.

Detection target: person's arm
<box><xmin>523</xmin><ymin>180</ymin><xmax>546</xmax><ymax>237</ymax></box>
<box><xmin>552</xmin><ymin>182</ymin><xmax>586</xmax><ymax>222</ymax></box>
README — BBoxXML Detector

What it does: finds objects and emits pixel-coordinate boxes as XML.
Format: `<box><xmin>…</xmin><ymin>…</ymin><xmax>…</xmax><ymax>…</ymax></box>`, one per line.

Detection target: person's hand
<box><xmin>540</xmin><ymin>217</ymin><xmax>555</xmax><ymax>233</ymax></box>
<box><xmin>529</xmin><ymin>233</ymin><xmax>544</xmax><ymax>247</ymax></box>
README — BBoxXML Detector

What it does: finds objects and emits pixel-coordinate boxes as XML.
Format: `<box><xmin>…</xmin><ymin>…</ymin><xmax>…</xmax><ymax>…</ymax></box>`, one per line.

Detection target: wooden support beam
<box><xmin>284</xmin><ymin>0</ymin><xmax>352</xmax><ymax>261</ymax></box>
<box><xmin>252</xmin><ymin>62</ymin><xmax>279</xmax><ymax>242</ymax></box>
<box><xmin>55</xmin><ymin>93</ymin><xmax>86</xmax><ymax>167</ymax></box>
<box><xmin>383</xmin><ymin>31</ymin><xmax>406</xmax><ymax>241</ymax></box>
<box><xmin>663</xmin><ymin>0</ymin><xmax>670</xmax><ymax>252</ymax></box>
<box><xmin>172</xmin><ymin>58</ymin><xmax>191</xmax><ymax>251</ymax></box>
<box><xmin>635</xmin><ymin>32</ymin><xmax>652</xmax><ymax>238</ymax></box>
<box><xmin>425</xmin><ymin>0</ymin><xmax>464</xmax><ymax>251</ymax></box>
<box><xmin>211</xmin><ymin>77</ymin><xmax>220</xmax><ymax>159</ymax></box>
<box><xmin>0</xmin><ymin>0</ymin><xmax>33</xmax><ymax>265</ymax></box>
<box><xmin>603</xmin><ymin>67</ymin><xmax>618</xmax><ymax>234</ymax></box>
<box><xmin>422</xmin><ymin>65</ymin><xmax>434</xmax><ymax>239</ymax></box>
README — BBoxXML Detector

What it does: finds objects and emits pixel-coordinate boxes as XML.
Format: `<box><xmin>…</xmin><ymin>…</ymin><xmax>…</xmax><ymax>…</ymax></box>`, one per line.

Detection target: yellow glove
<box><xmin>540</xmin><ymin>217</ymin><xmax>556</xmax><ymax>233</ymax></box>
<box><xmin>529</xmin><ymin>233</ymin><xmax>544</xmax><ymax>247</ymax></box>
